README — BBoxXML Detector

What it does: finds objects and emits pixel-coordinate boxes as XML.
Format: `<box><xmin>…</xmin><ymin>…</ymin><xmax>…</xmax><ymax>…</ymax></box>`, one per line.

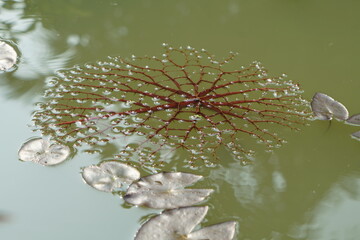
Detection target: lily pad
<box><xmin>187</xmin><ymin>221</ymin><xmax>237</xmax><ymax>240</ymax></box>
<box><xmin>0</xmin><ymin>41</ymin><xmax>17</xmax><ymax>71</ymax></box>
<box><xmin>135</xmin><ymin>206</ymin><xmax>208</xmax><ymax>240</ymax></box>
<box><xmin>311</xmin><ymin>92</ymin><xmax>348</xmax><ymax>121</ymax></box>
<box><xmin>18</xmin><ymin>138</ymin><xmax>70</xmax><ymax>166</ymax></box>
<box><xmin>346</xmin><ymin>113</ymin><xmax>360</xmax><ymax>126</ymax></box>
<box><xmin>135</xmin><ymin>206</ymin><xmax>237</xmax><ymax>240</ymax></box>
<box><xmin>81</xmin><ymin>161</ymin><xmax>140</xmax><ymax>192</ymax></box>
<box><xmin>351</xmin><ymin>131</ymin><xmax>360</xmax><ymax>140</ymax></box>
<box><xmin>124</xmin><ymin>172</ymin><xmax>214</xmax><ymax>209</ymax></box>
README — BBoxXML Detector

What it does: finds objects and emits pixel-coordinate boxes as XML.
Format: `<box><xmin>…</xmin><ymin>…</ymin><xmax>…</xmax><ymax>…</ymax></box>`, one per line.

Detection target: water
<box><xmin>1</xmin><ymin>0</ymin><xmax>360</xmax><ymax>239</ymax></box>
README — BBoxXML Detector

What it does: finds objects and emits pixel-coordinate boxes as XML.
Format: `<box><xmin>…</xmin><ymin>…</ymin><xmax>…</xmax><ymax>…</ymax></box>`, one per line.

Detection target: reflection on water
<box><xmin>0</xmin><ymin>0</ymin><xmax>129</xmax><ymax>99</ymax></box>
<box><xmin>0</xmin><ymin>1</ymin><xmax>75</xmax><ymax>98</ymax></box>
<box><xmin>306</xmin><ymin>174</ymin><xmax>360</xmax><ymax>240</ymax></box>
<box><xmin>208</xmin><ymin>153</ymin><xmax>294</xmax><ymax>239</ymax></box>
<box><xmin>13</xmin><ymin>24</ymin><xmax>75</xmax><ymax>80</ymax></box>
<box><xmin>210</xmin><ymin>154</ymin><xmax>287</xmax><ymax>209</ymax></box>
<box><xmin>208</xmin><ymin>147</ymin><xmax>360</xmax><ymax>239</ymax></box>
<box><xmin>211</xmin><ymin>162</ymin><xmax>260</xmax><ymax>206</ymax></box>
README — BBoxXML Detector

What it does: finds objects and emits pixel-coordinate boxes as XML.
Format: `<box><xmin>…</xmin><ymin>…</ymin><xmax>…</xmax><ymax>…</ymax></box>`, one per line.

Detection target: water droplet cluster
<box><xmin>33</xmin><ymin>45</ymin><xmax>309</xmax><ymax>168</ymax></box>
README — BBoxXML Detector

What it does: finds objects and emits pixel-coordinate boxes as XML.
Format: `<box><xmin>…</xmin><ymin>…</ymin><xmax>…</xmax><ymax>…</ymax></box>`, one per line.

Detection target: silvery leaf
<box><xmin>135</xmin><ymin>206</ymin><xmax>208</xmax><ymax>240</ymax></box>
<box><xmin>81</xmin><ymin>166</ymin><xmax>116</xmax><ymax>192</ymax></box>
<box><xmin>124</xmin><ymin>172</ymin><xmax>213</xmax><ymax>209</ymax></box>
<box><xmin>187</xmin><ymin>221</ymin><xmax>237</xmax><ymax>240</ymax></box>
<box><xmin>125</xmin><ymin>189</ymin><xmax>213</xmax><ymax>209</ymax></box>
<box><xmin>132</xmin><ymin>172</ymin><xmax>203</xmax><ymax>190</ymax></box>
<box><xmin>0</xmin><ymin>41</ymin><xmax>17</xmax><ymax>71</ymax></box>
<box><xmin>311</xmin><ymin>92</ymin><xmax>348</xmax><ymax>121</ymax></box>
<box><xmin>99</xmin><ymin>161</ymin><xmax>140</xmax><ymax>184</ymax></box>
<box><xmin>81</xmin><ymin>161</ymin><xmax>140</xmax><ymax>192</ymax></box>
<box><xmin>346</xmin><ymin>113</ymin><xmax>360</xmax><ymax>126</ymax></box>
<box><xmin>351</xmin><ymin>131</ymin><xmax>360</xmax><ymax>140</ymax></box>
<box><xmin>18</xmin><ymin>138</ymin><xmax>70</xmax><ymax>166</ymax></box>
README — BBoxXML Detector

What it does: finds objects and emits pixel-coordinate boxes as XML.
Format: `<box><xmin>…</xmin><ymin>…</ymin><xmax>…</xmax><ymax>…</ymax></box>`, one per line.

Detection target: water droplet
<box><xmin>189</xmin><ymin>115</ymin><xmax>202</xmax><ymax>121</ymax></box>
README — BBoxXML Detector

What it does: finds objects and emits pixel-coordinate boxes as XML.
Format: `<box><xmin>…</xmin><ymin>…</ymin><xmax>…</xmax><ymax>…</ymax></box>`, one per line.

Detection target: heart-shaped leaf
<box><xmin>124</xmin><ymin>172</ymin><xmax>213</xmax><ymax>209</ymax></box>
<box><xmin>18</xmin><ymin>138</ymin><xmax>70</xmax><ymax>166</ymax></box>
<box><xmin>311</xmin><ymin>92</ymin><xmax>348</xmax><ymax>121</ymax></box>
<box><xmin>81</xmin><ymin>161</ymin><xmax>140</xmax><ymax>192</ymax></box>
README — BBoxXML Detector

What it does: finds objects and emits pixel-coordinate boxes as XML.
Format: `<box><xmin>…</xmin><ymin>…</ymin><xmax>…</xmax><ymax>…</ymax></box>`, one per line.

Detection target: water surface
<box><xmin>1</xmin><ymin>1</ymin><xmax>360</xmax><ymax>239</ymax></box>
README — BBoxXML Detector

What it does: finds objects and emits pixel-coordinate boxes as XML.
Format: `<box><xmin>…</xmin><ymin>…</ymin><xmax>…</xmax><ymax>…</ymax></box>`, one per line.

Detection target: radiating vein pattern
<box><xmin>33</xmin><ymin>45</ymin><xmax>309</xmax><ymax>167</ymax></box>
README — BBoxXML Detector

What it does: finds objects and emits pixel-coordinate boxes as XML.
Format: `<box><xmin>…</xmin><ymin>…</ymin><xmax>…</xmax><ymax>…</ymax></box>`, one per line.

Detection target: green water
<box><xmin>1</xmin><ymin>0</ymin><xmax>360</xmax><ymax>239</ymax></box>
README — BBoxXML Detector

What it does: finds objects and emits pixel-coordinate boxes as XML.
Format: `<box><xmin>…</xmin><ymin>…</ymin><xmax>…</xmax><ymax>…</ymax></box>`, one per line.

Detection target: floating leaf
<box><xmin>81</xmin><ymin>161</ymin><xmax>140</xmax><ymax>192</ymax></box>
<box><xmin>0</xmin><ymin>41</ymin><xmax>17</xmax><ymax>71</ymax></box>
<box><xmin>346</xmin><ymin>113</ymin><xmax>360</xmax><ymax>126</ymax></box>
<box><xmin>187</xmin><ymin>221</ymin><xmax>237</xmax><ymax>240</ymax></box>
<box><xmin>135</xmin><ymin>206</ymin><xmax>207</xmax><ymax>240</ymax></box>
<box><xmin>135</xmin><ymin>206</ymin><xmax>237</xmax><ymax>240</ymax></box>
<box><xmin>351</xmin><ymin>131</ymin><xmax>360</xmax><ymax>140</ymax></box>
<box><xmin>311</xmin><ymin>92</ymin><xmax>348</xmax><ymax>121</ymax></box>
<box><xmin>18</xmin><ymin>138</ymin><xmax>70</xmax><ymax>165</ymax></box>
<box><xmin>124</xmin><ymin>172</ymin><xmax>213</xmax><ymax>209</ymax></box>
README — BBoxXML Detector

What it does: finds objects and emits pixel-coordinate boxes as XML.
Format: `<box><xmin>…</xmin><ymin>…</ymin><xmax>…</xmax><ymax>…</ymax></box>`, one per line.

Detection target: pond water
<box><xmin>1</xmin><ymin>0</ymin><xmax>360</xmax><ymax>239</ymax></box>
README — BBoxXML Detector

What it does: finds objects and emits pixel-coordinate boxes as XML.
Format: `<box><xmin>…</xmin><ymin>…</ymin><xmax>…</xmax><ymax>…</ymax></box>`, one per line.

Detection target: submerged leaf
<box><xmin>135</xmin><ymin>206</ymin><xmax>237</xmax><ymax>240</ymax></box>
<box><xmin>187</xmin><ymin>221</ymin><xmax>237</xmax><ymax>240</ymax></box>
<box><xmin>18</xmin><ymin>138</ymin><xmax>70</xmax><ymax>165</ymax></box>
<box><xmin>124</xmin><ymin>172</ymin><xmax>213</xmax><ymax>209</ymax></box>
<box><xmin>81</xmin><ymin>161</ymin><xmax>140</xmax><ymax>192</ymax></box>
<box><xmin>0</xmin><ymin>41</ymin><xmax>17</xmax><ymax>71</ymax></box>
<box><xmin>32</xmin><ymin>45</ymin><xmax>309</xmax><ymax>167</ymax></box>
<box><xmin>311</xmin><ymin>92</ymin><xmax>348</xmax><ymax>121</ymax></box>
<box><xmin>346</xmin><ymin>113</ymin><xmax>360</xmax><ymax>126</ymax></box>
<box><xmin>135</xmin><ymin>206</ymin><xmax>208</xmax><ymax>240</ymax></box>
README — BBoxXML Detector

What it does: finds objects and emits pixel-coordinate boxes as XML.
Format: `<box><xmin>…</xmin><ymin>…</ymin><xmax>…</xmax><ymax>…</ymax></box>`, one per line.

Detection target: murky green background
<box><xmin>1</xmin><ymin>0</ymin><xmax>360</xmax><ymax>239</ymax></box>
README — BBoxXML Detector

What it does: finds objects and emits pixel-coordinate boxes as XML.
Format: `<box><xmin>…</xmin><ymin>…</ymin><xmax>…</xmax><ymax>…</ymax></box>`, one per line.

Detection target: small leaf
<box><xmin>0</xmin><ymin>41</ymin><xmax>17</xmax><ymax>71</ymax></box>
<box><xmin>99</xmin><ymin>161</ymin><xmax>140</xmax><ymax>184</ymax></box>
<box><xmin>187</xmin><ymin>221</ymin><xmax>237</xmax><ymax>240</ymax></box>
<box><xmin>81</xmin><ymin>161</ymin><xmax>140</xmax><ymax>192</ymax></box>
<box><xmin>351</xmin><ymin>131</ymin><xmax>360</xmax><ymax>140</ymax></box>
<box><xmin>135</xmin><ymin>206</ymin><xmax>208</xmax><ymax>240</ymax></box>
<box><xmin>18</xmin><ymin>138</ymin><xmax>70</xmax><ymax>165</ymax></box>
<box><xmin>311</xmin><ymin>92</ymin><xmax>348</xmax><ymax>121</ymax></box>
<box><xmin>346</xmin><ymin>113</ymin><xmax>360</xmax><ymax>126</ymax></box>
<box><xmin>135</xmin><ymin>206</ymin><xmax>238</xmax><ymax>240</ymax></box>
<box><xmin>81</xmin><ymin>166</ymin><xmax>116</xmax><ymax>192</ymax></box>
<box><xmin>124</xmin><ymin>172</ymin><xmax>213</xmax><ymax>209</ymax></box>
